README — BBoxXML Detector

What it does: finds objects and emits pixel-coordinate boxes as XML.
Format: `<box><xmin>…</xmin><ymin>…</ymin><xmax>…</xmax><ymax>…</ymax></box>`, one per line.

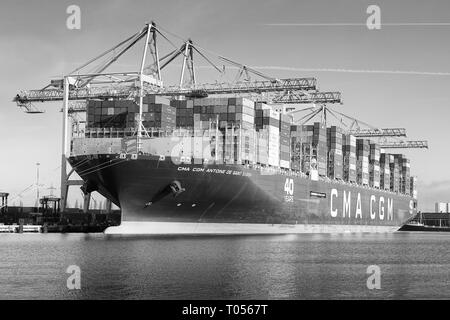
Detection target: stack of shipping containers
<box><xmin>237</xmin><ymin>128</ymin><xmax>255</xmax><ymax>164</ymax></box>
<box><xmin>313</xmin><ymin>122</ymin><xmax>327</xmax><ymax>176</ymax></box>
<box><xmin>257</xmin><ymin>129</ymin><xmax>269</xmax><ymax>166</ymax></box>
<box><xmin>192</xmin><ymin>97</ymin><xmax>254</xmax><ymax>130</ymax></box>
<box><xmin>85</xmin><ymin>95</ymin><xmax>417</xmax><ymax>197</ymax></box>
<box><xmin>279</xmin><ymin>114</ymin><xmax>292</xmax><ymax>169</ymax></box>
<box><xmin>87</xmin><ymin>100</ymin><xmax>133</xmax><ymax>129</ymax></box>
<box><xmin>380</xmin><ymin>153</ymin><xmax>391</xmax><ymax>190</ymax></box>
<box><xmin>302</xmin><ymin>126</ymin><xmax>313</xmax><ymax>173</ymax></box>
<box><xmin>255</xmin><ymin>103</ymin><xmax>280</xmax><ymax>167</ymax></box>
<box><xmin>172</xmin><ymin>99</ymin><xmax>194</xmax><ymax>128</ymax></box>
<box><xmin>125</xmin><ymin>101</ymin><xmax>139</xmax><ymax>129</ymax></box>
<box><xmin>369</xmin><ymin>143</ymin><xmax>381</xmax><ymax>188</ymax></box>
<box><xmin>140</xmin><ymin>96</ymin><xmax>176</xmax><ymax>132</ymax></box>
<box><xmin>290</xmin><ymin>125</ymin><xmax>311</xmax><ymax>172</ymax></box>
<box><xmin>212</xmin><ymin>98</ymin><xmax>229</xmax><ymax>129</ymax></box>
<box><xmin>356</xmin><ymin>139</ymin><xmax>370</xmax><ymax>185</ymax></box>
<box><xmin>229</xmin><ymin>97</ymin><xmax>255</xmax><ymax>130</ymax></box>
<box><xmin>289</xmin><ymin>126</ymin><xmax>300</xmax><ymax>171</ymax></box>
<box><xmin>234</xmin><ymin>98</ymin><xmax>256</xmax><ymax>164</ymax></box>
<box><xmin>327</xmin><ymin>126</ymin><xmax>343</xmax><ymax>179</ymax></box>
<box><xmin>192</xmin><ymin>99</ymin><xmax>211</xmax><ymax>130</ymax></box>
<box><xmin>390</xmin><ymin>154</ymin><xmax>401</xmax><ymax>192</ymax></box>
<box><xmin>189</xmin><ymin>97</ymin><xmax>256</xmax><ymax>164</ymax></box>
<box><xmin>193</xmin><ymin>98</ymin><xmax>223</xmax><ymax>129</ymax></box>
<box><xmin>401</xmin><ymin>157</ymin><xmax>411</xmax><ymax>195</ymax></box>
<box><xmin>290</xmin><ymin>124</ymin><xmax>323</xmax><ymax>174</ymax></box>
<box><xmin>87</xmin><ymin>96</ymin><xmax>177</xmax><ymax>133</ymax></box>
<box><xmin>342</xmin><ymin>134</ymin><xmax>357</xmax><ymax>182</ymax></box>
<box><xmin>224</xmin><ymin>124</ymin><xmax>236</xmax><ymax>165</ymax></box>
<box><xmin>86</xmin><ymin>100</ymin><xmax>96</xmax><ymax>128</ymax></box>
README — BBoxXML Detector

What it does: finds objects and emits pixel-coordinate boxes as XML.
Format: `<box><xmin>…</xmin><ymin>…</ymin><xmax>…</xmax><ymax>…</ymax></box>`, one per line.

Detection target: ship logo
<box><xmin>330</xmin><ymin>188</ymin><xmax>394</xmax><ymax>220</ymax></box>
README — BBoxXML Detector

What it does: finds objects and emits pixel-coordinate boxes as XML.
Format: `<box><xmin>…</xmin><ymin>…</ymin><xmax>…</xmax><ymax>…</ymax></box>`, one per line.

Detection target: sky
<box><xmin>0</xmin><ymin>0</ymin><xmax>450</xmax><ymax>210</ymax></box>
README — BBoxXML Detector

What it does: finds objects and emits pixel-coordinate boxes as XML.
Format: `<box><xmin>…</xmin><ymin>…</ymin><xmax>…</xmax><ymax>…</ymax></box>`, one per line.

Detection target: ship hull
<box><xmin>68</xmin><ymin>154</ymin><xmax>416</xmax><ymax>234</ymax></box>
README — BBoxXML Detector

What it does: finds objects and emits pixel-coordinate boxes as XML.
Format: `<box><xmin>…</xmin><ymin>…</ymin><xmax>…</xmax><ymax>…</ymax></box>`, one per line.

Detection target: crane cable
<box><xmin>154</xmin><ymin>23</ymin><xmax>277</xmax><ymax>82</ymax></box>
<box><xmin>76</xmin><ymin>158</ymin><xmax>129</xmax><ymax>177</ymax></box>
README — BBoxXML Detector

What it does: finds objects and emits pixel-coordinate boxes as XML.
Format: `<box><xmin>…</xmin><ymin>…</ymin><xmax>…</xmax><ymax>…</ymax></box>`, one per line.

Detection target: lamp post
<box><xmin>36</xmin><ymin>162</ymin><xmax>40</xmax><ymax>212</ymax></box>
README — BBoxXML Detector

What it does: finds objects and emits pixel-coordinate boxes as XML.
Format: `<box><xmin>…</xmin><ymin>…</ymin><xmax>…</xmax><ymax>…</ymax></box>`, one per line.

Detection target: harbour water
<box><xmin>0</xmin><ymin>232</ymin><xmax>449</xmax><ymax>299</ymax></box>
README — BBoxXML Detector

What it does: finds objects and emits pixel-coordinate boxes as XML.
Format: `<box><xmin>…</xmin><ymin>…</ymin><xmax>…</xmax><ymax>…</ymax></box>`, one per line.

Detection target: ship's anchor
<box><xmin>144</xmin><ymin>180</ymin><xmax>186</xmax><ymax>208</ymax></box>
<box><xmin>169</xmin><ymin>180</ymin><xmax>186</xmax><ymax>197</ymax></box>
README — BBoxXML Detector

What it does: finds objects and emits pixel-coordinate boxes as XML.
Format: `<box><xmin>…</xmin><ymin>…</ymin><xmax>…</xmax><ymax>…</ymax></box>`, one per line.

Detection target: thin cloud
<box><xmin>250</xmin><ymin>66</ymin><xmax>450</xmax><ymax>76</ymax></box>
<box><xmin>67</xmin><ymin>63</ymin><xmax>450</xmax><ymax>78</ymax></box>
<box><xmin>194</xmin><ymin>65</ymin><xmax>450</xmax><ymax>77</ymax></box>
<box><xmin>421</xmin><ymin>179</ymin><xmax>450</xmax><ymax>189</ymax></box>
<box><xmin>264</xmin><ymin>22</ymin><xmax>450</xmax><ymax>27</ymax></box>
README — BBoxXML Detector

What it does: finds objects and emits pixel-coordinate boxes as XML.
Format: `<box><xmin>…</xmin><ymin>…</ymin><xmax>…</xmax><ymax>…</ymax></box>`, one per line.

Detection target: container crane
<box><xmin>349</xmin><ymin>128</ymin><xmax>428</xmax><ymax>149</ymax></box>
<box><xmin>291</xmin><ymin>104</ymin><xmax>428</xmax><ymax>150</ymax></box>
<box><xmin>13</xmin><ymin>22</ymin><xmax>342</xmax><ymax>112</ymax></box>
<box><xmin>14</xmin><ymin>76</ymin><xmax>326</xmax><ymax>108</ymax></box>
<box><xmin>13</xmin><ymin>21</ymin><xmax>343</xmax><ymax>212</ymax></box>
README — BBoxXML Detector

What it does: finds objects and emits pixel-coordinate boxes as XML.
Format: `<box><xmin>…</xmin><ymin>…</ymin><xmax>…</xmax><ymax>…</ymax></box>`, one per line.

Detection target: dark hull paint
<box><xmin>399</xmin><ymin>224</ymin><xmax>450</xmax><ymax>232</ymax></box>
<box><xmin>68</xmin><ymin>154</ymin><xmax>416</xmax><ymax>228</ymax></box>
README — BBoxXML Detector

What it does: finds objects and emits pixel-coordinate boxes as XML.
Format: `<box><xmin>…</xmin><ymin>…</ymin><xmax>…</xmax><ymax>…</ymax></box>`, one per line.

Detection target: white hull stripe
<box><xmin>105</xmin><ymin>221</ymin><xmax>399</xmax><ymax>235</ymax></box>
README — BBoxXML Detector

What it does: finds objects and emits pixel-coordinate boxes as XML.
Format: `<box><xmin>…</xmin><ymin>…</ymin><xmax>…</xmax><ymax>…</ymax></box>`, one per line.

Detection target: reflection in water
<box><xmin>0</xmin><ymin>232</ymin><xmax>449</xmax><ymax>299</ymax></box>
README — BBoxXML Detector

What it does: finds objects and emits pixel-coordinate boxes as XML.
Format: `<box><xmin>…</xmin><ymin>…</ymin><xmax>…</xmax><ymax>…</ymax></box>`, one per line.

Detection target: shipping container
<box><xmin>144</xmin><ymin>95</ymin><xmax>170</xmax><ymax>105</ymax></box>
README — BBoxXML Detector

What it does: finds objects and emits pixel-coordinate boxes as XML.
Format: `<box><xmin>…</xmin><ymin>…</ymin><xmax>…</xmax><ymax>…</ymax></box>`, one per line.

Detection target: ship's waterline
<box><xmin>104</xmin><ymin>221</ymin><xmax>400</xmax><ymax>235</ymax></box>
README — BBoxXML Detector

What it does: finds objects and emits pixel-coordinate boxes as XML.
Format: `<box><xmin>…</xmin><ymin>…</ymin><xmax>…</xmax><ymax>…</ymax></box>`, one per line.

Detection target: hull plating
<box><xmin>69</xmin><ymin>154</ymin><xmax>416</xmax><ymax>234</ymax></box>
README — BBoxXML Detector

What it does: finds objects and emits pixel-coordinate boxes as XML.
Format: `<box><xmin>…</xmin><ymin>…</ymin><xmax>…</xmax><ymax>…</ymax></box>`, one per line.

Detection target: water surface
<box><xmin>0</xmin><ymin>232</ymin><xmax>449</xmax><ymax>299</ymax></box>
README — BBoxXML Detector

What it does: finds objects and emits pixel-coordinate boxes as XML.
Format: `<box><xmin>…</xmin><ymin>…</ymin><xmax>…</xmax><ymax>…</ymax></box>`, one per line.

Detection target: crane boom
<box><xmin>379</xmin><ymin>141</ymin><xmax>428</xmax><ymax>149</ymax></box>
<box><xmin>14</xmin><ymin>77</ymin><xmax>319</xmax><ymax>106</ymax></box>
<box><xmin>163</xmin><ymin>78</ymin><xmax>317</xmax><ymax>95</ymax></box>
<box><xmin>349</xmin><ymin>128</ymin><xmax>407</xmax><ymax>137</ymax></box>
<box><xmin>271</xmin><ymin>92</ymin><xmax>341</xmax><ymax>104</ymax></box>
<box><xmin>13</xmin><ymin>22</ymin><xmax>344</xmax><ymax>112</ymax></box>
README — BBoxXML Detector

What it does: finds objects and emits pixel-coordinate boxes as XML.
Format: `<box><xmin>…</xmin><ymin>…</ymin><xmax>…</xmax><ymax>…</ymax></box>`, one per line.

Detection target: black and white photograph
<box><xmin>0</xmin><ymin>0</ymin><xmax>449</xmax><ymax>309</ymax></box>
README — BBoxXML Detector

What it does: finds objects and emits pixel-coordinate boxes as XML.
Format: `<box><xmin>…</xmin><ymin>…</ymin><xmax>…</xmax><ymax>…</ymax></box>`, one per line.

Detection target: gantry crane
<box><xmin>13</xmin><ymin>21</ymin><xmax>343</xmax><ymax>212</ymax></box>
<box><xmin>14</xmin><ymin>22</ymin><xmax>341</xmax><ymax>113</ymax></box>
<box><xmin>14</xmin><ymin>77</ymin><xmax>338</xmax><ymax>108</ymax></box>
<box><xmin>349</xmin><ymin>128</ymin><xmax>428</xmax><ymax>149</ymax></box>
<box><xmin>290</xmin><ymin>104</ymin><xmax>428</xmax><ymax>150</ymax></box>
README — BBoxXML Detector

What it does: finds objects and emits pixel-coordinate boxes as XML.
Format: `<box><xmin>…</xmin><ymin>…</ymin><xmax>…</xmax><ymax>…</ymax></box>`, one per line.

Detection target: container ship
<box><xmin>68</xmin><ymin>95</ymin><xmax>418</xmax><ymax>234</ymax></box>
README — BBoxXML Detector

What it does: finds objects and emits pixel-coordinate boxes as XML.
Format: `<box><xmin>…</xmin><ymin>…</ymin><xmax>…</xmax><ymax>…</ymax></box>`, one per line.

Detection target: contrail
<box><xmin>103</xmin><ymin>64</ymin><xmax>450</xmax><ymax>77</ymax></box>
<box><xmin>195</xmin><ymin>65</ymin><xmax>450</xmax><ymax>76</ymax></box>
<box><xmin>245</xmin><ymin>66</ymin><xmax>450</xmax><ymax>76</ymax></box>
<box><xmin>265</xmin><ymin>22</ymin><xmax>450</xmax><ymax>27</ymax></box>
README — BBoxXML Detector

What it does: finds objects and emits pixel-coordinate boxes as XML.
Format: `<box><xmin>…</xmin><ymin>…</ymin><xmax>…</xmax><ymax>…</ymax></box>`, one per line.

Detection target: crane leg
<box><xmin>83</xmin><ymin>193</ymin><xmax>91</xmax><ymax>213</ymax></box>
